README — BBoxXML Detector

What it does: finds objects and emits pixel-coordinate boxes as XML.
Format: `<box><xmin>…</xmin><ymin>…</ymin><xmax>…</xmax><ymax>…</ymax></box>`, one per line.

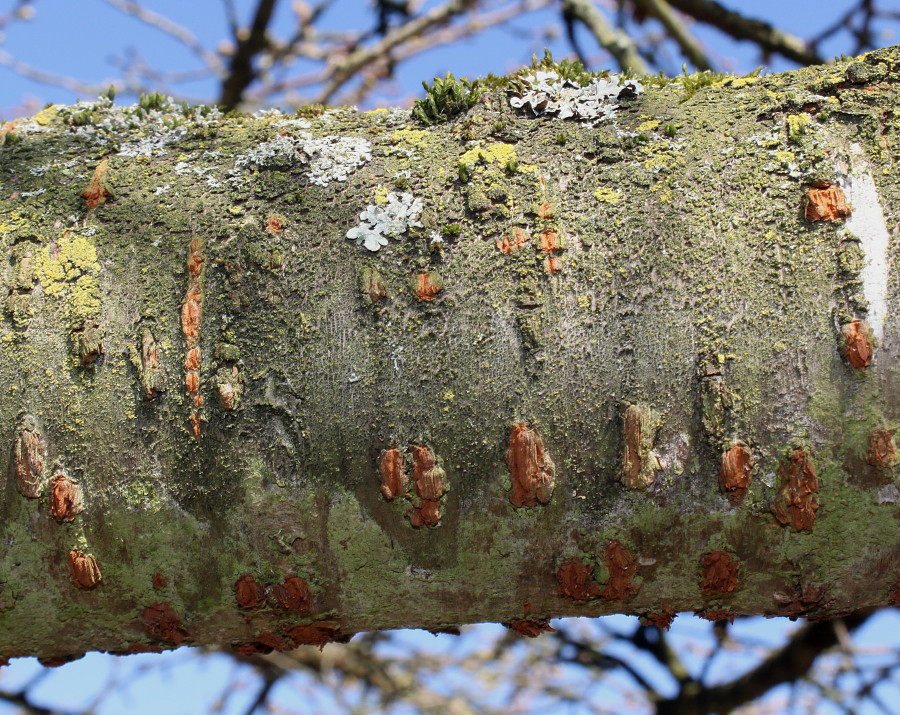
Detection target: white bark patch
<box><xmin>836</xmin><ymin>145</ymin><xmax>891</xmax><ymax>340</ymax></box>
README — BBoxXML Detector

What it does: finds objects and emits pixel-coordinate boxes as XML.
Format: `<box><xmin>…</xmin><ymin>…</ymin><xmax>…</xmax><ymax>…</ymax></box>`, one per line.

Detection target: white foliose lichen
<box><xmin>51</xmin><ymin>95</ymin><xmax>223</xmax><ymax>154</ymax></box>
<box><xmin>234</xmin><ymin>131</ymin><xmax>372</xmax><ymax>186</ymax></box>
<box><xmin>509</xmin><ymin>70</ymin><xmax>643</xmax><ymax>123</ymax></box>
<box><xmin>346</xmin><ymin>192</ymin><xmax>423</xmax><ymax>252</ymax></box>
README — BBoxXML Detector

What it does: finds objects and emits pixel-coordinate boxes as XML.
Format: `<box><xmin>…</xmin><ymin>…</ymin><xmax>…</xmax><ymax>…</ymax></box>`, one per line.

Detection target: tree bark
<box><xmin>0</xmin><ymin>47</ymin><xmax>898</xmax><ymax>660</ymax></box>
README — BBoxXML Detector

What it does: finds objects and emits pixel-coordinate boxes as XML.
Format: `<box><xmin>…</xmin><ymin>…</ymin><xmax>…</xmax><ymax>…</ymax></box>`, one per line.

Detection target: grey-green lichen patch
<box><xmin>234</xmin><ymin>129</ymin><xmax>372</xmax><ymax>187</ymax></box>
<box><xmin>509</xmin><ymin>68</ymin><xmax>643</xmax><ymax>123</ymax></box>
<box><xmin>345</xmin><ymin>192</ymin><xmax>424</xmax><ymax>251</ymax></box>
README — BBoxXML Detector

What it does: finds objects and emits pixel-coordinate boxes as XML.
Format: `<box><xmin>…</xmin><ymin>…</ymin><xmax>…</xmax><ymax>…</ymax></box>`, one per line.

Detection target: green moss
<box><xmin>412</xmin><ymin>73</ymin><xmax>483</xmax><ymax>125</ymax></box>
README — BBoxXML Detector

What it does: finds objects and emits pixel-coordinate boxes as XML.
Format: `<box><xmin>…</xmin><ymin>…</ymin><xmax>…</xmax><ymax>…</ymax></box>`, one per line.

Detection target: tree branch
<box><xmin>219</xmin><ymin>0</ymin><xmax>279</xmax><ymax>111</ymax></box>
<box><xmin>562</xmin><ymin>0</ymin><xmax>651</xmax><ymax>75</ymax></box>
<box><xmin>633</xmin><ymin>0</ymin><xmax>712</xmax><ymax>70</ymax></box>
<box><xmin>656</xmin><ymin>610</ymin><xmax>875</xmax><ymax>715</ymax></box>
<box><xmin>314</xmin><ymin>0</ymin><xmax>477</xmax><ymax>105</ymax></box>
<box><xmin>664</xmin><ymin>0</ymin><xmax>825</xmax><ymax>66</ymax></box>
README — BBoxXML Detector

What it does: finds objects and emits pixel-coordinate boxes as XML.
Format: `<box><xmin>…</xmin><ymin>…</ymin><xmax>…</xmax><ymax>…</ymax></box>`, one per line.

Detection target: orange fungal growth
<box><xmin>602</xmin><ymin>541</ymin><xmax>638</xmax><ymax>600</ymax></box>
<box><xmin>14</xmin><ymin>420</ymin><xmax>45</xmax><ymax>499</ymax></box>
<box><xmin>360</xmin><ymin>267</ymin><xmax>388</xmax><ymax>303</ymax></box>
<box><xmin>286</xmin><ymin>622</ymin><xmax>340</xmax><ymax>649</ymax></box>
<box><xmin>141</xmin><ymin>602</ymin><xmax>189</xmax><ymax>644</ymax></box>
<box><xmin>81</xmin><ymin>157</ymin><xmax>112</xmax><ymax>209</ymax></box>
<box><xmin>379</xmin><ymin>447</ymin><xmax>408</xmax><ymax>500</ymax></box>
<box><xmin>68</xmin><ymin>550</ymin><xmax>102</xmax><ymax>589</ymax></box>
<box><xmin>134</xmin><ymin>329</ymin><xmax>162</xmax><ymax>400</ymax></box>
<box><xmin>496</xmin><ymin>227</ymin><xmax>529</xmax><ymax>254</ymax></box>
<box><xmin>505</xmin><ymin>619</ymin><xmax>555</xmax><ymax>637</ymax></box>
<box><xmin>544</xmin><ymin>256</ymin><xmax>562</xmax><ymax>273</ymax></box>
<box><xmin>182</xmin><ymin>238</ymin><xmax>205</xmax><ymax>436</ymax></box>
<box><xmin>415</xmin><ymin>271</ymin><xmax>443</xmax><ymax>302</ymax></box>
<box><xmin>408</xmin><ymin>445</ymin><xmax>446</xmax><ymax>527</ymax></box>
<box><xmin>841</xmin><ymin>320</ymin><xmax>872</xmax><ymax>368</ymax></box>
<box><xmin>537</xmin><ymin>202</ymin><xmax>555</xmax><ymax>219</ymax></box>
<box><xmin>867</xmin><ymin>429</ymin><xmax>896</xmax><ymax>469</ymax></box>
<box><xmin>805</xmin><ymin>182</ymin><xmax>850</xmax><ymax>222</ymax></box>
<box><xmin>269</xmin><ymin>575</ymin><xmax>312</xmax><ymax>611</ymax></box>
<box><xmin>217</xmin><ymin>382</ymin><xmax>236</xmax><ymax>411</ymax></box>
<box><xmin>181</xmin><ymin>290</ymin><xmax>202</xmax><ymax>340</ymax></box>
<box><xmin>539</xmin><ymin>229</ymin><xmax>560</xmax><ymax>253</ymax></box>
<box><xmin>643</xmin><ymin>610</ymin><xmax>676</xmax><ymax>630</ymax></box>
<box><xmin>49</xmin><ymin>474</ymin><xmax>84</xmax><ymax>522</ymax></box>
<box><xmin>266</xmin><ymin>215</ymin><xmax>284</xmax><ymax>233</ymax></box>
<box><xmin>187</xmin><ymin>253</ymin><xmax>204</xmax><ymax>277</ymax></box>
<box><xmin>184</xmin><ymin>347</ymin><xmax>201</xmax><ymax>371</ymax></box>
<box><xmin>699</xmin><ymin>551</ymin><xmax>740</xmax><ymax>595</ymax></box>
<box><xmin>506</xmin><ymin>423</ymin><xmax>555</xmax><ymax>507</ymax></box>
<box><xmin>622</xmin><ymin>404</ymin><xmax>662</xmax><ymax>489</ymax></box>
<box><xmin>719</xmin><ymin>442</ymin><xmax>752</xmax><ymax>504</ymax></box>
<box><xmin>771</xmin><ymin>447</ymin><xmax>819</xmax><ymax>532</ymax></box>
<box><xmin>557</xmin><ymin>558</ymin><xmax>601</xmax><ymax>600</ymax></box>
<box><xmin>185</xmin><ymin>371</ymin><xmax>200</xmax><ymax>394</ymax></box>
<box><xmin>235</xmin><ymin>574</ymin><xmax>266</xmax><ymax>609</ymax></box>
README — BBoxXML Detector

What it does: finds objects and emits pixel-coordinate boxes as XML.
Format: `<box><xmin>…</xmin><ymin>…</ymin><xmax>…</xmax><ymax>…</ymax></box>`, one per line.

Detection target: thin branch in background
<box><xmin>101</xmin><ymin>0</ymin><xmax>226</xmax><ymax>77</ymax></box>
<box><xmin>219</xmin><ymin>0</ymin><xmax>279</xmax><ymax>110</ymax></box>
<box><xmin>0</xmin><ymin>47</ymin><xmax>123</xmax><ymax>98</ymax></box>
<box><xmin>632</xmin><ymin>0</ymin><xmax>712</xmax><ymax>70</ymax></box>
<box><xmin>655</xmin><ymin>610</ymin><xmax>876</xmax><ymax>715</ymax></box>
<box><xmin>222</xmin><ymin>0</ymin><xmax>239</xmax><ymax>36</ymax></box>
<box><xmin>313</xmin><ymin>0</ymin><xmax>478</xmax><ymax>105</ymax></box>
<box><xmin>0</xmin><ymin>0</ymin><xmax>35</xmax><ymax>34</ymax></box>
<box><xmin>663</xmin><ymin>0</ymin><xmax>825</xmax><ymax>65</ymax></box>
<box><xmin>809</xmin><ymin>0</ymin><xmax>878</xmax><ymax>56</ymax></box>
<box><xmin>562</xmin><ymin>0</ymin><xmax>651</xmax><ymax>74</ymax></box>
<box><xmin>242</xmin><ymin>666</ymin><xmax>282</xmax><ymax>715</ymax></box>
<box><xmin>555</xmin><ymin>626</ymin><xmax>663</xmax><ymax>701</ymax></box>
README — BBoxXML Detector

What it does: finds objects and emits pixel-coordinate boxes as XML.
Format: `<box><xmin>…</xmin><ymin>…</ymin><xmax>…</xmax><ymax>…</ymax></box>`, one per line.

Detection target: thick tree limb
<box><xmin>0</xmin><ymin>46</ymin><xmax>897</xmax><ymax>659</ymax></box>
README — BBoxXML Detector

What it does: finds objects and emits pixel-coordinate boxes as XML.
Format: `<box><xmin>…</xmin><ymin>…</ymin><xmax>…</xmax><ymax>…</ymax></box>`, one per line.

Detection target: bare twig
<box><xmin>101</xmin><ymin>0</ymin><xmax>225</xmax><ymax>76</ymax></box>
<box><xmin>0</xmin><ymin>47</ymin><xmax>123</xmax><ymax>97</ymax></box>
<box><xmin>664</xmin><ymin>0</ymin><xmax>825</xmax><ymax>65</ymax></box>
<box><xmin>562</xmin><ymin>0</ymin><xmax>651</xmax><ymax>74</ymax></box>
<box><xmin>633</xmin><ymin>0</ymin><xmax>712</xmax><ymax>70</ymax></box>
<box><xmin>314</xmin><ymin>0</ymin><xmax>478</xmax><ymax>105</ymax></box>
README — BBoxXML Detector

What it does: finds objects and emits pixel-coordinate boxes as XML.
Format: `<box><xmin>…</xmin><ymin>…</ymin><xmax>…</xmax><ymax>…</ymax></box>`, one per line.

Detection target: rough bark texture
<box><xmin>0</xmin><ymin>47</ymin><xmax>899</xmax><ymax>660</ymax></box>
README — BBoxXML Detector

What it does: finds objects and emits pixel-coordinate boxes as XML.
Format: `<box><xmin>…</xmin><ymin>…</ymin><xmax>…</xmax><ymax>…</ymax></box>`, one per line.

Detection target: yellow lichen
<box><xmin>593</xmin><ymin>188</ymin><xmax>621</xmax><ymax>204</ymax></box>
<box><xmin>728</xmin><ymin>76</ymin><xmax>760</xmax><ymax>88</ymax></box>
<box><xmin>32</xmin><ymin>105</ymin><xmax>63</xmax><ymax>126</ymax></box>
<box><xmin>637</xmin><ymin>119</ymin><xmax>661</xmax><ymax>132</ymax></box>
<box><xmin>787</xmin><ymin>113</ymin><xmax>812</xmax><ymax>142</ymax></box>
<box><xmin>392</xmin><ymin>129</ymin><xmax>430</xmax><ymax>146</ymax></box>
<box><xmin>775</xmin><ymin>150</ymin><xmax>795</xmax><ymax>164</ymax></box>
<box><xmin>458</xmin><ymin>142</ymin><xmax>536</xmax><ymax>173</ymax></box>
<box><xmin>35</xmin><ymin>233</ymin><xmax>102</xmax><ymax>326</ymax></box>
